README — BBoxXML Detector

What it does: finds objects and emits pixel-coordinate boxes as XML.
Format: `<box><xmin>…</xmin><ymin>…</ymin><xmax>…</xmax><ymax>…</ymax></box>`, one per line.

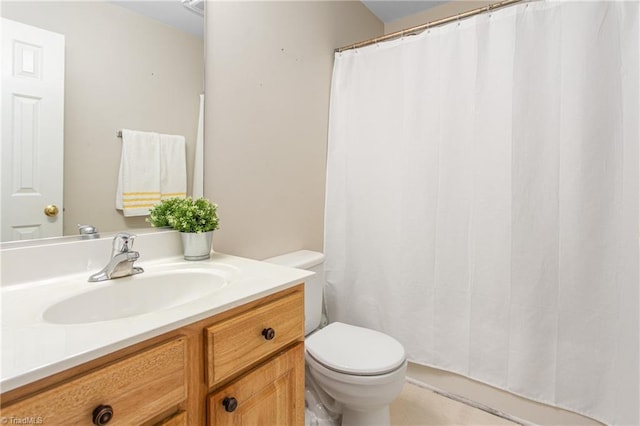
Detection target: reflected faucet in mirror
<box><xmin>88</xmin><ymin>232</ymin><xmax>143</xmax><ymax>282</ymax></box>
<box><xmin>78</xmin><ymin>224</ymin><xmax>99</xmax><ymax>239</ymax></box>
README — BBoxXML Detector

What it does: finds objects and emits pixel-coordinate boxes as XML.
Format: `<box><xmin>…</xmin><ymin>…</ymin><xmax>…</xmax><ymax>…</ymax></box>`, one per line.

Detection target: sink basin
<box><xmin>43</xmin><ymin>269</ymin><xmax>228</xmax><ymax>324</ymax></box>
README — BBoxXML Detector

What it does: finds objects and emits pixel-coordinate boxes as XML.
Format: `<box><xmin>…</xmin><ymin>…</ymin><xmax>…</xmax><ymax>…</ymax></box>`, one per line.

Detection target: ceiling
<box><xmin>110</xmin><ymin>0</ymin><xmax>204</xmax><ymax>38</ymax></box>
<box><xmin>110</xmin><ymin>1</ymin><xmax>448</xmax><ymax>39</ymax></box>
<box><xmin>362</xmin><ymin>1</ymin><xmax>448</xmax><ymax>23</ymax></box>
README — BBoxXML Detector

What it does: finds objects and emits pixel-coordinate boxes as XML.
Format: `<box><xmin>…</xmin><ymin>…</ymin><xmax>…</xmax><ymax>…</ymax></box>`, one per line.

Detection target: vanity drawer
<box><xmin>205</xmin><ymin>290</ymin><xmax>304</xmax><ymax>388</ymax></box>
<box><xmin>2</xmin><ymin>337</ymin><xmax>187</xmax><ymax>425</ymax></box>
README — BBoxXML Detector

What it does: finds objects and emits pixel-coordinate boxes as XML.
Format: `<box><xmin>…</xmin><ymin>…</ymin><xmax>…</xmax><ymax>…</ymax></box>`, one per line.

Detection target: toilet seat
<box><xmin>305</xmin><ymin>322</ymin><xmax>406</xmax><ymax>376</ymax></box>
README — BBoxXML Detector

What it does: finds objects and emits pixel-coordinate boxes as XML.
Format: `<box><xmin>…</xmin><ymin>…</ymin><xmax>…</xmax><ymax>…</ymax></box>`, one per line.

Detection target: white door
<box><xmin>1</xmin><ymin>18</ymin><xmax>65</xmax><ymax>241</ymax></box>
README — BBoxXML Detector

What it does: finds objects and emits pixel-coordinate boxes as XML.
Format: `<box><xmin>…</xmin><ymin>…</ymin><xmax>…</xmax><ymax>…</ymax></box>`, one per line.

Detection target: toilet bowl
<box><xmin>306</xmin><ymin>322</ymin><xmax>407</xmax><ymax>426</ymax></box>
<box><xmin>264</xmin><ymin>251</ymin><xmax>407</xmax><ymax>426</ymax></box>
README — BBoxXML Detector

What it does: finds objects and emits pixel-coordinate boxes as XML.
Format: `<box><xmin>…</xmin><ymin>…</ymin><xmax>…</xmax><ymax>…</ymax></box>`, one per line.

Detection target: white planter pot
<box><xmin>180</xmin><ymin>231</ymin><xmax>213</xmax><ymax>261</ymax></box>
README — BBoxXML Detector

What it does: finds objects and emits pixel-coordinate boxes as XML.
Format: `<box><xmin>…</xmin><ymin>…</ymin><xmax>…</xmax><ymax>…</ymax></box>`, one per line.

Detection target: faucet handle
<box><xmin>113</xmin><ymin>232</ymin><xmax>136</xmax><ymax>253</ymax></box>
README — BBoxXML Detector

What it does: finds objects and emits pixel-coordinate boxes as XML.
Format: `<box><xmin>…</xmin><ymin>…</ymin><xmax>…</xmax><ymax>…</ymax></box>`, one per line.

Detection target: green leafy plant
<box><xmin>147</xmin><ymin>197</ymin><xmax>220</xmax><ymax>233</ymax></box>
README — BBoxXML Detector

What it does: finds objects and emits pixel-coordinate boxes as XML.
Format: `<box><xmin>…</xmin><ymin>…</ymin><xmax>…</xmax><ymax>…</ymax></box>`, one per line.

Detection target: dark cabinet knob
<box><xmin>92</xmin><ymin>404</ymin><xmax>113</xmax><ymax>425</ymax></box>
<box><xmin>262</xmin><ymin>327</ymin><xmax>275</xmax><ymax>340</ymax></box>
<box><xmin>222</xmin><ymin>396</ymin><xmax>238</xmax><ymax>412</ymax></box>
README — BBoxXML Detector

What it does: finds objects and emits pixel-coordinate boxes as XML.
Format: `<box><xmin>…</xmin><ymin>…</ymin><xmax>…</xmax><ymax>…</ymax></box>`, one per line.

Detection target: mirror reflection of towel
<box><xmin>115</xmin><ymin>129</ymin><xmax>186</xmax><ymax>217</ymax></box>
<box><xmin>159</xmin><ymin>133</ymin><xmax>187</xmax><ymax>201</ymax></box>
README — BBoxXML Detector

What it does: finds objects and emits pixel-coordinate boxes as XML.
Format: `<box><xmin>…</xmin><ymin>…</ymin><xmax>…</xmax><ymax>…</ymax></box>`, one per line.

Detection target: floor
<box><xmin>390</xmin><ymin>382</ymin><xmax>521</xmax><ymax>426</ymax></box>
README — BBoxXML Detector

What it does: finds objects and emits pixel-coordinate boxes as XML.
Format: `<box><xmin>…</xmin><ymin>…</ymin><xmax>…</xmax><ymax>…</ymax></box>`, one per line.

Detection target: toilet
<box><xmin>265</xmin><ymin>250</ymin><xmax>407</xmax><ymax>426</ymax></box>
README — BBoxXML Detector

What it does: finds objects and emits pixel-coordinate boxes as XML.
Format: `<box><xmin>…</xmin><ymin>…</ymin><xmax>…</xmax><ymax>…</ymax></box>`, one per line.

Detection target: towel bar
<box><xmin>116</xmin><ymin>130</ymin><xmax>122</xmax><ymax>138</ymax></box>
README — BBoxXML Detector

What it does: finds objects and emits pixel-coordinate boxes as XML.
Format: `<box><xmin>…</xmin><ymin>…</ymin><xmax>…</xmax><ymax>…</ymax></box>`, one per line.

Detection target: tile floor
<box><xmin>390</xmin><ymin>382</ymin><xmax>521</xmax><ymax>426</ymax></box>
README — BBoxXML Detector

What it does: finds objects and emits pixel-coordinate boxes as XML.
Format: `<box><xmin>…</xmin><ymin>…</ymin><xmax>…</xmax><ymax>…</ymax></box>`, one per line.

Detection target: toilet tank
<box><xmin>264</xmin><ymin>250</ymin><xmax>325</xmax><ymax>336</ymax></box>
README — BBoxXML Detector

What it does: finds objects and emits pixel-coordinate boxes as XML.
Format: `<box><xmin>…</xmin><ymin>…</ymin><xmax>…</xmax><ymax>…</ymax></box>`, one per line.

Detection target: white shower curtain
<box><xmin>324</xmin><ymin>2</ymin><xmax>638</xmax><ymax>424</ymax></box>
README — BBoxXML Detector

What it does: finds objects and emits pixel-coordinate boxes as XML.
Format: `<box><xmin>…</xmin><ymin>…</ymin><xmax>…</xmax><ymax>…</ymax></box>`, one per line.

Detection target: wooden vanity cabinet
<box><xmin>205</xmin><ymin>290</ymin><xmax>305</xmax><ymax>425</ymax></box>
<box><xmin>0</xmin><ymin>284</ymin><xmax>305</xmax><ymax>426</ymax></box>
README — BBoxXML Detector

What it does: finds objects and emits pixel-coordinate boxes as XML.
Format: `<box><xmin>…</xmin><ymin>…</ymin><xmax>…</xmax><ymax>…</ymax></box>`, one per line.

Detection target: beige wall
<box><xmin>2</xmin><ymin>2</ymin><xmax>204</xmax><ymax>236</ymax></box>
<box><xmin>204</xmin><ymin>1</ymin><xmax>383</xmax><ymax>259</ymax></box>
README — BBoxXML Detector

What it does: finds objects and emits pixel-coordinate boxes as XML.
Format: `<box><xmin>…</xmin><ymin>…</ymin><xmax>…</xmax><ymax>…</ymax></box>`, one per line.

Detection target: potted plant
<box><xmin>148</xmin><ymin>197</ymin><xmax>220</xmax><ymax>260</ymax></box>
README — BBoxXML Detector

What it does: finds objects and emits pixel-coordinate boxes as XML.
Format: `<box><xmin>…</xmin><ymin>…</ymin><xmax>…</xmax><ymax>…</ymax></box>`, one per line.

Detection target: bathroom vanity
<box><xmin>0</xmin><ymin>231</ymin><xmax>310</xmax><ymax>425</ymax></box>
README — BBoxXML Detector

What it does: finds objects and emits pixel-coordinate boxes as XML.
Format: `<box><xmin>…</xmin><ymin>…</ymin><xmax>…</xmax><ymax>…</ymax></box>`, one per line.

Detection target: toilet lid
<box><xmin>305</xmin><ymin>322</ymin><xmax>406</xmax><ymax>376</ymax></box>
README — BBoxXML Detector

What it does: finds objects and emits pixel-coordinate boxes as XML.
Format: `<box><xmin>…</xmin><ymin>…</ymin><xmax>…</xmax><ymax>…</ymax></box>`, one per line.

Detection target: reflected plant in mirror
<box><xmin>1</xmin><ymin>0</ymin><xmax>204</xmax><ymax>243</ymax></box>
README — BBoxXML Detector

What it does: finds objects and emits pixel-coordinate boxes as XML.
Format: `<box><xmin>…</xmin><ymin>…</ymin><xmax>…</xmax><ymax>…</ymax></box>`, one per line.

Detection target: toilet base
<box><xmin>305</xmin><ymin>407</ymin><xmax>340</xmax><ymax>426</ymax></box>
<box><xmin>305</xmin><ymin>352</ymin><xmax>406</xmax><ymax>426</ymax></box>
<box><xmin>305</xmin><ymin>404</ymin><xmax>390</xmax><ymax>426</ymax></box>
<box><xmin>341</xmin><ymin>406</ymin><xmax>390</xmax><ymax>426</ymax></box>
<box><xmin>306</xmin><ymin>373</ymin><xmax>341</xmax><ymax>426</ymax></box>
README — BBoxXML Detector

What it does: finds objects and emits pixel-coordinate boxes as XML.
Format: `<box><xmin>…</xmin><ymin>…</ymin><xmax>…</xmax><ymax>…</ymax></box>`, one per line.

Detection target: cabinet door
<box><xmin>208</xmin><ymin>343</ymin><xmax>304</xmax><ymax>426</ymax></box>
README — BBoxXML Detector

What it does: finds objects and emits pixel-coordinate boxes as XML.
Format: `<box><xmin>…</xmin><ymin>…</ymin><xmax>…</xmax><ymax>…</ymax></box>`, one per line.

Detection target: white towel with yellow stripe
<box><xmin>159</xmin><ymin>133</ymin><xmax>187</xmax><ymax>201</ymax></box>
<box><xmin>116</xmin><ymin>129</ymin><xmax>186</xmax><ymax>217</ymax></box>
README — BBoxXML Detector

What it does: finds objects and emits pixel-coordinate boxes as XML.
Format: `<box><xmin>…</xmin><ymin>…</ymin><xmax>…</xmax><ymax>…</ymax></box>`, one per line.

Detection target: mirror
<box><xmin>1</xmin><ymin>0</ymin><xmax>204</xmax><ymax>242</ymax></box>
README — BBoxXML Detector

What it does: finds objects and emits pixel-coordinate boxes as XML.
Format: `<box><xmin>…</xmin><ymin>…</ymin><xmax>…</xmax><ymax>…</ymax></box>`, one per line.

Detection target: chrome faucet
<box><xmin>88</xmin><ymin>232</ymin><xmax>144</xmax><ymax>282</ymax></box>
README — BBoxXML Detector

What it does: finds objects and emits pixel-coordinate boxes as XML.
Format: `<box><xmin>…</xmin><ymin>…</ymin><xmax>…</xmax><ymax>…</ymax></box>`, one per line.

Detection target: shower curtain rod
<box><xmin>335</xmin><ymin>0</ymin><xmax>523</xmax><ymax>53</ymax></box>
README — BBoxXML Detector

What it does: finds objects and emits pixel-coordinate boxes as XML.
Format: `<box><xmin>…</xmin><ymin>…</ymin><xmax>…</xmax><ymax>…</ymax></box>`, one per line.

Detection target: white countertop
<box><xmin>1</xmin><ymin>238</ymin><xmax>312</xmax><ymax>393</ymax></box>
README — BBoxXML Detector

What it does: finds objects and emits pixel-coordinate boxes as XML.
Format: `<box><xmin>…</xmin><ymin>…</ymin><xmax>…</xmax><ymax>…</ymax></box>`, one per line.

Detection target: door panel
<box><xmin>2</xmin><ymin>18</ymin><xmax>65</xmax><ymax>241</ymax></box>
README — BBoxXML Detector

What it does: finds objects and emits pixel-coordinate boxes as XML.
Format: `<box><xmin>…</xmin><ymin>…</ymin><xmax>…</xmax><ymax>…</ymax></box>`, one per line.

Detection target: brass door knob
<box><xmin>44</xmin><ymin>205</ymin><xmax>59</xmax><ymax>217</ymax></box>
